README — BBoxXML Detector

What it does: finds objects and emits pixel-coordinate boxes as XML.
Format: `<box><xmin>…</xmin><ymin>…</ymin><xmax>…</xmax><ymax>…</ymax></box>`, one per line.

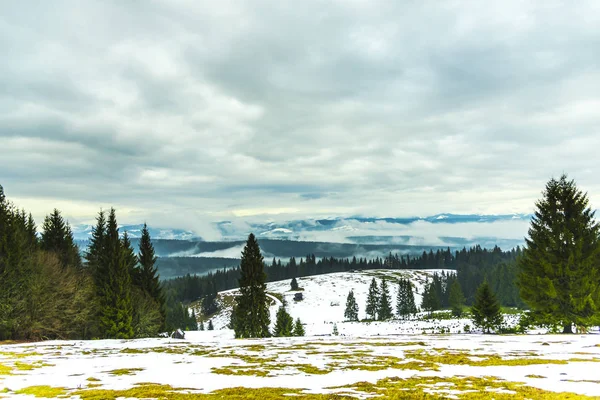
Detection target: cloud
<box><xmin>2</xmin><ymin>0</ymin><xmax>600</xmax><ymax>236</ymax></box>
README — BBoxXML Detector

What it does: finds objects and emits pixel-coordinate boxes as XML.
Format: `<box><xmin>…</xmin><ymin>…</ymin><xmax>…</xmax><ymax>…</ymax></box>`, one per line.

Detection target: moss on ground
<box><xmin>14</xmin><ymin>385</ymin><xmax>67</xmax><ymax>398</ymax></box>
<box><xmin>104</xmin><ymin>368</ymin><xmax>144</xmax><ymax>376</ymax></box>
<box><xmin>13</xmin><ymin>375</ymin><xmax>598</xmax><ymax>399</ymax></box>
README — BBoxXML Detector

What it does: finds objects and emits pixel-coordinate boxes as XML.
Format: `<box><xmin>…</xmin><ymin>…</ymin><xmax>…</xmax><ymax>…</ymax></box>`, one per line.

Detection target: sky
<box><xmin>1</xmin><ymin>0</ymin><xmax>599</xmax><ymax>236</ymax></box>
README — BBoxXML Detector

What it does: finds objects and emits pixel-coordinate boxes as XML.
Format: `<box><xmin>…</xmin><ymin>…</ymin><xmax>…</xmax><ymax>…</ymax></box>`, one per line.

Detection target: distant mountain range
<box><xmin>71</xmin><ymin>224</ymin><xmax>197</xmax><ymax>241</ymax></box>
<box><xmin>216</xmin><ymin>214</ymin><xmax>532</xmax><ymax>241</ymax></box>
<box><xmin>71</xmin><ymin>213</ymin><xmax>532</xmax><ymax>242</ymax></box>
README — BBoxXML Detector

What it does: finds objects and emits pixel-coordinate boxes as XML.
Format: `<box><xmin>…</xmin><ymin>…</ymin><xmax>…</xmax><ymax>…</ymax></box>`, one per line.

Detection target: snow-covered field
<box><xmin>195</xmin><ymin>269</ymin><xmax>509</xmax><ymax>336</ymax></box>
<box><xmin>1</xmin><ymin>333</ymin><xmax>600</xmax><ymax>398</ymax></box>
<box><xmin>1</xmin><ymin>269</ymin><xmax>600</xmax><ymax>399</ymax></box>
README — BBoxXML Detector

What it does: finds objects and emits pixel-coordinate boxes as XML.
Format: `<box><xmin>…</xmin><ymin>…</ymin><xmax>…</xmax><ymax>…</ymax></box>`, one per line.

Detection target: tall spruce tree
<box><xmin>471</xmin><ymin>280</ymin><xmax>503</xmax><ymax>333</ymax></box>
<box><xmin>365</xmin><ymin>278</ymin><xmax>379</xmax><ymax>320</ymax></box>
<box><xmin>232</xmin><ymin>233</ymin><xmax>270</xmax><ymax>338</ymax></box>
<box><xmin>377</xmin><ymin>279</ymin><xmax>393</xmax><ymax>320</ymax></box>
<box><xmin>421</xmin><ymin>281</ymin><xmax>441</xmax><ymax>314</ymax></box>
<box><xmin>449</xmin><ymin>279</ymin><xmax>466</xmax><ymax>317</ymax></box>
<box><xmin>397</xmin><ymin>279</ymin><xmax>418</xmax><ymax>318</ymax></box>
<box><xmin>137</xmin><ymin>223</ymin><xmax>165</xmax><ymax>328</ymax></box>
<box><xmin>98</xmin><ymin>209</ymin><xmax>134</xmax><ymax>339</ymax></box>
<box><xmin>121</xmin><ymin>232</ymin><xmax>138</xmax><ymax>284</ymax></box>
<box><xmin>41</xmin><ymin>209</ymin><xmax>81</xmax><ymax>269</ymax></box>
<box><xmin>344</xmin><ymin>289</ymin><xmax>359</xmax><ymax>321</ymax></box>
<box><xmin>518</xmin><ymin>175</ymin><xmax>600</xmax><ymax>333</ymax></box>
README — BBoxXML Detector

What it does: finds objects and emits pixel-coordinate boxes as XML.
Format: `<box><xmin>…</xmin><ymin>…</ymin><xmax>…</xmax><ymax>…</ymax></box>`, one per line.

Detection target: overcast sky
<box><xmin>1</xmin><ymin>1</ymin><xmax>599</xmax><ymax>232</ymax></box>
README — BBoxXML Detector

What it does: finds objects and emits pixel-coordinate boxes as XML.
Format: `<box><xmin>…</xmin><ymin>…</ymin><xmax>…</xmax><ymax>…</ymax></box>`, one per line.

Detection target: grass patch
<box><xmin>104</xmin><ymin>368</ymin><xmax>144</xmax><ymax>376</ymax></box>
<box><xmin>330</xmin><ymin>375</ymin><xmax>597</xmax><ymax>399</ymax></box>
<box><xmin>0</xmin><ymin>363</ymin><xmax>11</xmax><ymax>375</ymax></box>
<box><xmin>15</xmin><ymin>386</ymin><xmax>67</xmax><ymax>398</ymax></box>
<box><xmin>211</xmin><ymin>366</ymin><xmax>269</xmax><ymax>377</ymax></box>
<box><xmin>86</xmin><ymin>377</ymin><xmax>101</xmax><ymax>382</ymax></box>
<box><xmin>526</xmin><ymin>374</ymin><xmax>547</xmax><ymax>379</ymax></box>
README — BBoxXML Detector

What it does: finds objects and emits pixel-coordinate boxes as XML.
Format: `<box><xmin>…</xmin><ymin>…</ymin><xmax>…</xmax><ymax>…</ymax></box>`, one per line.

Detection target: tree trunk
<box><xmin>562</xmin><ymin>323</ymin><xmax>573</xmax><ymax>334</ymax></box>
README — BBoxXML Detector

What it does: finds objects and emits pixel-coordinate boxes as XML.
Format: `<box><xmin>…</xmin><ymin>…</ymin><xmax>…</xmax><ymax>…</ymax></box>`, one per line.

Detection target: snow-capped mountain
<box><xmin>71</xmin><ymin>224</ymin><xmax>198</xmax><ymax>241</ymax></box>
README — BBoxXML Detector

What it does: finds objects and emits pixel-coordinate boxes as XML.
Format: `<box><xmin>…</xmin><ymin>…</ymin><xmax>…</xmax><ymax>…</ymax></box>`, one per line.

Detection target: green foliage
<box><xmin>232</xmin><ymin>234</ymin><xmax>270</xmax><ymax>338</ymax></box>
<box><xmin>137</xmin><ymin>223</ymin><xmax>166</xmax><ymax>330</ymax></box>
<box><xmin>40</xmin><ymin>209</ymin><xmax>81</xmax><ymax>269</ymax></box>
<box><xmin>420</xmin><ymin>281</ymin><xmax>441</xmax><ymax>314</ymax></box>
<box><xmin>273</xmin><ymin>306</ymin><xmax>294</xmax><ymax>337</ymax></box>
<box><xmin>518</xmin><ymin>174</ymin><xmax>600</xmax><ymax>333</ymax></box>
<box><xmin>290</xmin><ymin>277</ymin><xmax>299</xmax><ymax>291</ymax></box>
<box><xmin>292</xmin><ymin>318</ymin><xmax>305</xmax><ymax>336</ymax></box>
<box><xmin>471</xmin><ymin>280</ymin><xmax>503</xmax><ymax>333</ymax></box>
<box><xmin>377</xmin><ymin>279</ymin><xmax>393</xmax><ymax>320</ymax></box>
<box><xmin>448</xmin><ymin>279</ymin><xmax>466</xmax><ymax>317</ymax></box>
<box><xmin>365</xmin><ymin>278</ymin><xmax>379</xmax><ymax>320</ymax></box>
<box><xmin>396</xmin><ymin>278</ymin><xmax>418</xmax><ymax>318</ymax></box>
<box><xmin>344</xmin><ymin>289</ymin><xmax>359</xmax><ymax>321</ymax></box>
<box><xmin>207</xmin><ymin>320</ymin><xmax>214</xmax><ymax>331</ymax></box>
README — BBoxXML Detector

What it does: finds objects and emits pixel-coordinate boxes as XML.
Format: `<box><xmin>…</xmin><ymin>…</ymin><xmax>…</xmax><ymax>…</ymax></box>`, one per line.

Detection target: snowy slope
<box><xmin>193</xmin><ymin>269</ymin><xmax>472</xmax><ymax>337</ymax></box>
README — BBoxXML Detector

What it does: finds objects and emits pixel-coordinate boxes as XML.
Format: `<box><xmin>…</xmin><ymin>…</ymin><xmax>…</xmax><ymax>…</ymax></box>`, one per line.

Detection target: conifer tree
<box><xmin>518</xmin><ymin>175</ymin><xmax>600</xmax><ymax>333</ymax></box>
<box><xmin>207</xmin><ymin>319</ymin><xmax>214</xmax><ymax>331</ymax></box>
<box><xmin>449</xmin><ymin>279</ymin><xmax>466</xmax><ymax>317</ymax></box>
<box><xmin>41</xmin><ymin>209</ymin><xmax>81</xmax><ymax>269</ymax></box>
<box><xmin>98</xmin><ymin>208</ymin><xmax>134</xmax><ymax>339</ymax></box>
<box><xmin>273</xmin><ymin>306</ymin><xmax>294</xmax><ymax>337</ymax></box>
<box><xmin>365</xmin><ymin>278</ymin><xmax>379</xmax><ymax>320</ymax></box>
<box><xmin>397</xmin><ymin>279</ymin><xmax>418</xmax><ymax>318</ymax></box>
<box><xmin>377</xmin><ymin>279</ymin><xmax>393</xmax><ymax>320</ymax></box>
<box><xmin>293</xmin><ymin>318</ymin><xmax>305</xmax><ymax>336</ymax></box>
<box><xmin>421</xmin><ymin>281</ymin><xmax>441</xmax><ymax>314</ymax></box>
<box><xmin>121</xmin><ymin>232</ymin><xmax>138</xmax><ymax>283</ymax></box>
<box><xmin>290</xmin><ymin>277</ymin><xmax>299</xmax><ymax>291</ymax></box>
<box><xmin>199</xmin><ymin>320</ymin><xmax>205</xmax><ymax>331</ymax></box>
<box><xmin>332</xmin><ymin>323</ymin><xmax>339</xmax><ymax>336</ymax></box>
<box><xmin>137</xmin><ymin>223</ymin><xmax>165</xmax><ymax>328</ymax></box>
<box><xmin>344</xmin><ymin>289</ymin><xmax>359</xmax><ymax>321</ymax></box>
<box><xmin>471</xmin><ymin>280</ymin><xmax>503</xmax><ymax>333</ymax></box>
<box><xmin>232</xmin><ymin>233</ymin><xmax>270</xmax><ymax>338</ymax></box>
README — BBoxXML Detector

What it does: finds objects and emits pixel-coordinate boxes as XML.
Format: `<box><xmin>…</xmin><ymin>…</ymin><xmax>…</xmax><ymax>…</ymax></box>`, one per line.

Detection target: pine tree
<box><xmin>293</xmin><ymin>318</ymin><xmax>305</xmax><ymax>336</ymax></box>
<box><xmin>344</xmin><ymin>289</ymin><xmax>359</xmax><ymax>321</ymax></box>
<box><xmin>121</xmin><ymin>232</ymin><xmax>138</xmax><ymax>283</ymax></box>
<box><xmin>40</xmin><ymin>209</ymin><xmax>81</xmax><ymax>269</ymax></box>
<box><xmin>518</xmin><ymin>175</ymin><xmax>600</xmax><ymax>333</ymax></box>
<box><xmin>273</xmin><ymin>306</ymin><xmax>294</xmax><ymax>337</ymax></box>
<box><xmin>232</xmin><ymin>233</ymin><xmax>270</xmax><ymax>338</ymax></box>
<box><xmin>365</xmin><ymin>278</ymin><xmax>379</xmax><ymax>320</ymax></box>
<box><xmin>397</xmin><ymin>279</ymin><xmax>418</xmax><ymax>318</ymax></box>
<box><xmin>290</xmin><ymin>277</ymin><xmax>299</xmax><ymax>291</ymax></box>
<box><xmin>98</xmin><ymin>208</ymin><xmax>134</xmax><ymax>339</ymax></box>
<box><xmin>471</xmin><ymin>280</ymin><xmax>503</xmax><ymax>333</ymax></box>
<box><xmin>199</xmin><ymin>320</ymin><xmax>205</xmax><ymax>331</ymax></box>
<box><xmin>137</xmin><ymin>223</ymin><xmax>166</xmax><ymax>330</ymax></box>
<box><xmin>207</xmin><ymin>320</ymin><xmax>214</xmax><ymax>330</ymax></box>
<box><xmin>421</xmin><ymin>281</ymin><xmax>441</xmax><ymax>314</ymax></box>
<box><xmin>377</xmin><ymin>279</ymin><xmax>393</xmax><ymax>320</ymax></box>
<box><xmin>449</xmin><ymin>279</ymin><xmax>466</xmax><ymax>317</ymax></box>
<box><xmin>332</xmin><ymin>323</ymin><xmax>339</xmax><ymax>336</ymax></box>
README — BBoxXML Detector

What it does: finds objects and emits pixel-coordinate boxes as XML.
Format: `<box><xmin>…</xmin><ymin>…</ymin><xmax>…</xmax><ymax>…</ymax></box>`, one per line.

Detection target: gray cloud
<box><xmin>1</xmin><ymin>0</ymin><xmax>600</xmax><ymax>234</ymax></box>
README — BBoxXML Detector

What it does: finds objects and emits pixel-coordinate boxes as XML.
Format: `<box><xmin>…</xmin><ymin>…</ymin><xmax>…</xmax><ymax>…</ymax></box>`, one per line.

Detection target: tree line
<box><xmin>0</xmin><ymin>185</ymin><xmax>173</xmax><ymax>340</ymax></box>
